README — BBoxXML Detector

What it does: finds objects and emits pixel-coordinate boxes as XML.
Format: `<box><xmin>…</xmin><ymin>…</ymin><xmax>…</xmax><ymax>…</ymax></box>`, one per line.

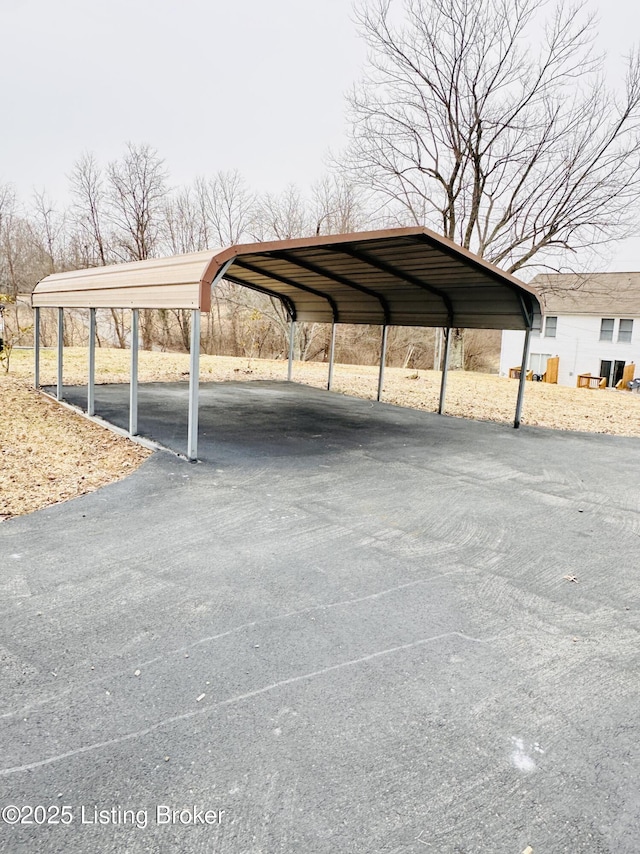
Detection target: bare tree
<box><xmin>311</xmin><ymin>176</ymin><xmax>367</xmax><ymax>235</ymax></box>
<box><xmin>196</xmin><ymin>170</ymin><xmax>255</xmax><ymax>246</ymax></box>
<box><xmin>250</xmin><ymin>185</ymin><xmax>322</xmax><ymax>359</ymax></box>
<box><xmin>341</xmin><ymin>0</ymin><xmax>640</xmax><ymax>364</ymax></box>
<box><xmin>0</xmin><ymin>188</ymin><xmax>71</xmax><ymax>348</ymax></box>
<box><xmin>107</xmin><ymin>143</ymin><xmax>169</xmax><ymax>263</ymax></box>
<box><xmin>0</xmin><ymin>186</ymin><xmax>23</xmax><ymax>342</ymax></box>
<box><xmin>70</xmin><ymin>153</ymin><xmax>109</xmax><ymax>266</ymax></box>
<box><xmin>163</xmin><ymin>187</ymin><xmax>206</xmax><ymax>255</ymax></box>
<box><xmin>189</xmin><ymin>172</ymin><xmax>256</xmax><ymax>354</ymax></box>
<box><xmin>251</xmin><ymin>184</ymin><xmax>312</xmax><ymax>241</ymax></box>
<box><xmin>0</xmin><ymin>184</ymin><xmax>19</xmax><ymax>298</ymax></box>
<box><xmin>0</xmin><ymin>184</ymin><xmax>15</xmax><ymax>238</ymax></box>
<box><xmin>160</xmin><ymin>171</ymin><xmax>258</xmax><ymax>353</ymax></box>
<box><xmin>107</xmin><ymin>143</ymin><xmax>169</xmax><ymax>348</ymax></box>
<box><xmin>1</xmin><ymin>185</ymin><xmax>57</xmax><ymax>302</ymax></box>
<box><xmin>30</xmin><ymin>190</ymin><xmax>66</xmax><ymax>276</ymax></box>
<box><xmin>70</xmin><ymin>153</ymin><xmax>128</xmax><ymax>347</ymax></box>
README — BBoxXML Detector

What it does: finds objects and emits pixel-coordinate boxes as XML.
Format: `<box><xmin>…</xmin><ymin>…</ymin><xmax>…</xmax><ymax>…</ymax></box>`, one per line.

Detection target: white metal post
<box><xmin>56</xmin><ymin>307</ymin><xmax>64</xmax><ymax>401</ymax></box>
<box><xmin>514</xmin><ymin>327</ymin><xmax>532</xmax><ymax>428</ymax></box>
<box><xmin>185</xmin><ymin>258</ymin><xmax>233</xmax><ymax>461</ymax></box>
<box><xmin>327</xmin><ymin>321</ymin><xmax>336</xmax><ymax>391</ymax></box>
<box><xmin>88</xmin><ymin>307</ymin><xmax>96</xmax><ymax>416</ymax></box>
<box><xmin>377</xmin><ymin>324</ymin><xmax>389</xmax><ymax>402</ymax></box>
<box><xmin>129</xmin><ymin>308</ymin><xmax>139</xmax><ymax>436</ymax></box>
<box><xmin>34</xmin><ymin>307</ymin><xmax>40</xmax><ymax>389</ymax></box>
<box><xmin>438</xmin><ymin>327</ymin><xmax>452</xmax><ymax>415</ymax></box>
<box><xmin>187</xmin><ymin>309</ymin><xmax>201</xmax><ymax>461</ymax></box>
<box><xmin>287</xmin><ymin>320</ymin><xmax>296</xmax><ymax>381</ymax></box>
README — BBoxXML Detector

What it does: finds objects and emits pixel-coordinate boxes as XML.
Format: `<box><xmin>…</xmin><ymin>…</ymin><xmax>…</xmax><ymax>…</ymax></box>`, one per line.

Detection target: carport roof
<box><xmin>32</xmin><ymin>227</ymin><xmax>540</xmax><ymax>329</ymax></box>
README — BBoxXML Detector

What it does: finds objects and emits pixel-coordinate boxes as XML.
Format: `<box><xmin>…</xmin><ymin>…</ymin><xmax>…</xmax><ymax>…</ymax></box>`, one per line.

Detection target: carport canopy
<box><xmin>33</xmin><ymin>227</ymin><xmax>539</xmax><ymax>329</ymax></box>
<box><xmin>32</xmin><ymin>227</ymin><xmax>541</xmax><ymax>458</ymax></box>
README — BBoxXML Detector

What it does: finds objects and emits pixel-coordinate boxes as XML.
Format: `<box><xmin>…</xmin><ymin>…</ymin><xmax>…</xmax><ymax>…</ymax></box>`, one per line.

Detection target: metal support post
<box><xmin>377</xmin><ymin>324</ymin><xmax>388</xmax><ymax>402</ymax></box>
<box><xmin>88</xmin><ymin>308</ymin><xmax>96</xmax><ymax>416</ymax></box>
<box><xmin>56</xmin><ymin>307</ymin><xmax>64</xmax><ymax>401</ymax></box>
<box><xmin>129</xmin><ymin>309</ymin><xmax>139</xmax><ymax>436</ymax></box>
<box><xmin>438</xmin><ymin>327</ymin><xmax>452</xmax><ymax>415</ymax></box>
<box><xmin>34</xmin><ymin>307</ymin><xmax>40</xmax><ymax>388</ymax></box>
<box><xmin>185</xmin><ymin>258</ymin><xmax>233</xmax><ymax>461</ymax></box>
<box><xmin>327</xmin><ymin>322</ymin><xmax>336</xmax><ymax>391</ymax></box>
<box><xmin>287</xmin><ymin>320</ymin><xmax>296</xmax><ymax>381</ymax></box>
<box><xmin>187</xmin><ymin>309</ymin><xmax>201</xmax><ymax>461</ymax></box>
<box><xmin>514</xmin><ymin>327</ymin><xmax>532</xmax><ymax>428</ymax></box>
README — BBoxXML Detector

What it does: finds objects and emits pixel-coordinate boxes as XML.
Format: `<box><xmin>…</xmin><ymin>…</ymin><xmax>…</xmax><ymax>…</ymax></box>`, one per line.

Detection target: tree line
<box><xmin>0</xmin><ymin>151</ymin><xmax>419</xmax><ymax>369</ymax></box>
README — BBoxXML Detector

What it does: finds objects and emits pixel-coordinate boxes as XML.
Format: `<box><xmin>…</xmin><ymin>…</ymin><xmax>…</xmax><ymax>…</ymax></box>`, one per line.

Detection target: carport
<box><xmin>31</xmin><ymin>227</ymin><xmax>541</xmax><ymax>459</ymax></box>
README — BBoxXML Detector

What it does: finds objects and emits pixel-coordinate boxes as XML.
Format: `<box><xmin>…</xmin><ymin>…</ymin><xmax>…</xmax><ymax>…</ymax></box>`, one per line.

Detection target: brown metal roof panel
<box><xmin>402</xmin><ymin>277</ymin><xmax>491</xmax><ymax>290</ymax></box>
<box><xmin>238</xmin><ymin>269</ymin><xmax>358</xmax><ymax>294</ymax></box>
<box><xmin>225</xmin><ymin>273</ymin><xmax>382</xmax><ymax>315</ymax></box>
<box><xmin>390</xmin><ymin>316</ymin><xmax>450</xmax><ymax>328</ymax></box>
<box><xmin>31</xmin><ymin>227</ymin><xmax>541</xmax><ymax>330</ymax></box>
<box><xmin>290</xmin><ymin>309</ymin><xmax>336</xmax><ymax>324</ymax></box>
<box><xmin>371</xmin><ymin>287</ymin><xmax>444</xmax><ymax>303</ymax></box>
<box><xmin>447</xmin><ymin>287</ymin><xmax>525</xmax><ymax>309</ymax></box>
<box><xmin>205</xmin><ymin>225</ymin><xmax>540</xmax><ymax>304</ymax></box>
<box><xmin>306</xmin><ymin>309</ymin><xmax>385</xmax><ymax>325</ymax></box>
<box><xmin>246</xmin><ymin>256</ymin><xmax>372</xmax><ymax>284</ymax></box>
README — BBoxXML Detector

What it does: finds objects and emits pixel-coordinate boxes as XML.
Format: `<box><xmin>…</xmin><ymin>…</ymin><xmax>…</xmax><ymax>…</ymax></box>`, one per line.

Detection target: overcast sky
<box><xmin>1</xmin><ymin>0</ymin><xmax>366</xmax><ymax>198</ymax></box>
<box><xmin>2</xmin><ymin>0</ymin><xmax>640</xmax><ymax>270</ymax></box>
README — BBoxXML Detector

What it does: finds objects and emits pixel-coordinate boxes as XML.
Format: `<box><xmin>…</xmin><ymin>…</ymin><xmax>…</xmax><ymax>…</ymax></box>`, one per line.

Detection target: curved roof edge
<box><xmin>32</xmin><ymin>250</ymin><xmax>219</xmax><ymax>311</ymax></box>
<box><xmin>32</xmin><ymin>227</ymin><xmax>541</xmax><ymax>330</ymax></box>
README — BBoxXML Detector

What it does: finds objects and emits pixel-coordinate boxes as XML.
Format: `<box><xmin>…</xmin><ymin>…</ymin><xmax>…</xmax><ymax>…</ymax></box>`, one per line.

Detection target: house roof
<box><xmin>32</xmin><ymin>227</ymin><xmax>540</xmax><ymax>331</ymax></box>
<box><xmin>532</xmin><ymin>272</ymin><xmax>640</xmax><ymax>318</ymax></box>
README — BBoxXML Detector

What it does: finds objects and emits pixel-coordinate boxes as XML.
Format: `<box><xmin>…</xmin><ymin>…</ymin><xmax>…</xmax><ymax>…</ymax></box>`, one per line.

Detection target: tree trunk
<box><xmin>140</xmin><ymin>309</ymin><xmax>154</xmax><ymax>350</ymax></box>
<box><xmin>449</xmin><ymin>328</ymin><xmax>465</xmax><ymax>370</ymax></box>
<box><xmin>110</xmin><ymin>308</ymin><xmax>127</xmax><ymax>349</ymax></box>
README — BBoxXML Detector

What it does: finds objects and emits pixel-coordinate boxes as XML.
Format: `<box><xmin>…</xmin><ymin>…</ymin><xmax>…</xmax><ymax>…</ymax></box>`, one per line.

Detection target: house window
<box><xmin>618</xmin><ymin>319</ymin><xmax>633</xmax><ymax>343</ymax></box>
<box><xmin>544</xmin><ymin>316</ymin><xmax>557</xmax><ymax>338</ymax></box>
<box><xmin>600</xmin><ymin>318</ymin><xmax>614</xmax><ymax>341</ymax></box>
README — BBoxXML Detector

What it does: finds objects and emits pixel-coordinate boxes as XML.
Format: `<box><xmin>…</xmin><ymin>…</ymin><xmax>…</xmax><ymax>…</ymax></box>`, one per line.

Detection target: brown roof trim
<box><xmin>32</xmin><ymin>226</ymin><xmax>541</xmax><ymax>330</ymax></box>
<box><xmin>206</xmin><ymin>226</ymin><xmax>534</xmax><ymax>290</ymax></box>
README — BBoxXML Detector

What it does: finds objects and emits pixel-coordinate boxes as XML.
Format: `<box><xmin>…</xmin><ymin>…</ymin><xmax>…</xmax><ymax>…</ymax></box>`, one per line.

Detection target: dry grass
<box><xmin>2</xmin><ymin>346</ymin><xmax>639</xmax><ymax>521</ymax></box>
<box><xmin>0</xmin><ymin>372</ymin><xmax>150</xmax><ymax>521</ymax></box>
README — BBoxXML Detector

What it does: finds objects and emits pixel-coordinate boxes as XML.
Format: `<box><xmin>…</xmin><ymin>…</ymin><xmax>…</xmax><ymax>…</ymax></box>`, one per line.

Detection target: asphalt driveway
<box><xmin>1</xmin><ymin>381</ymin><xmax>639</xmax><ymax>853</ymax></box>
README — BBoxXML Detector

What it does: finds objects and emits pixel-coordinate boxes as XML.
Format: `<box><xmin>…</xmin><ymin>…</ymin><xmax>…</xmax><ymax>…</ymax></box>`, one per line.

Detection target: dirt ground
<box><xmin>2</xmin><ymin>346</ymin><xmax>639</xmax><ymax>521</ymax></box>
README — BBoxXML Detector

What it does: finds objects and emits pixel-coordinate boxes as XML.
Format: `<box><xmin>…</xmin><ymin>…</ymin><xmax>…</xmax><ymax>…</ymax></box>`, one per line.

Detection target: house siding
<box><xmin>500</xmin><ymin>316</ymin><xmax>639</xmax><ymax>387</ymax></box>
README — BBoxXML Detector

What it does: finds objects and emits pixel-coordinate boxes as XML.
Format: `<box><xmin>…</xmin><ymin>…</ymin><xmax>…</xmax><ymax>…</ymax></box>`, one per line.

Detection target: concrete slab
<box><xmin>1</xmin><ymin>381</ymin><xmax>639</xmax><ymax>853</ymax></box>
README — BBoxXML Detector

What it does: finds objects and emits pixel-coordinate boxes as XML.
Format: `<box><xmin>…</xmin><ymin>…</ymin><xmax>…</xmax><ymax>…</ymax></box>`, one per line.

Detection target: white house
<box><xmin>500</xmin><ymin>272</ymin><xmax>640</xmax><ymax>388</ymax></box>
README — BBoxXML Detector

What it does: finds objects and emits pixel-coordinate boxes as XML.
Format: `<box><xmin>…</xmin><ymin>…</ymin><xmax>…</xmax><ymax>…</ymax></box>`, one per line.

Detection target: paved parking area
<box><xmin>1</xmin><ymin>381</ymin><xmax>639</xmax><ymax>853</ymax></box>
